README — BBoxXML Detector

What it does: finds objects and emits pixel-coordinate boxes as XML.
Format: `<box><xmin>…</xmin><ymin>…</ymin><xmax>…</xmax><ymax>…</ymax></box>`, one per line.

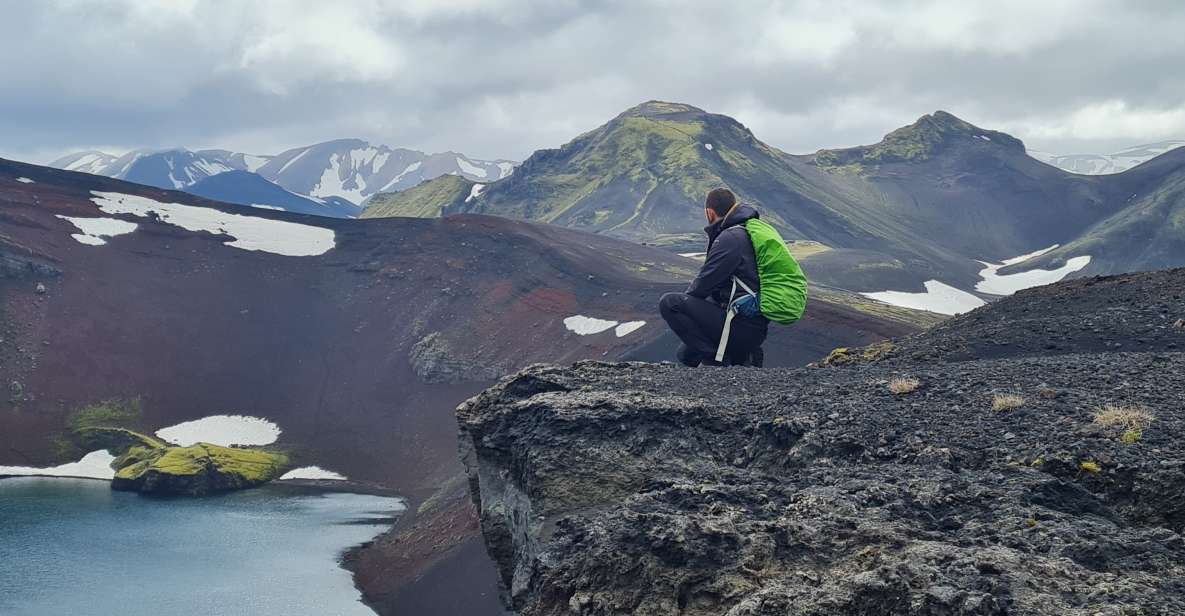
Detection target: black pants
<box><xmin>659</xmin><ymin>292</ymin><xmax>768</xmax><ymax>367</ymax></box>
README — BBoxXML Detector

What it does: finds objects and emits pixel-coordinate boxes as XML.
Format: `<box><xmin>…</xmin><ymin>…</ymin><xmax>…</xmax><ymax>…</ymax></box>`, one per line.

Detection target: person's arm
<box><xmin>686</xmin><ymin>229</ymin><xmax>743</xmax><ymax>299</ymax></box>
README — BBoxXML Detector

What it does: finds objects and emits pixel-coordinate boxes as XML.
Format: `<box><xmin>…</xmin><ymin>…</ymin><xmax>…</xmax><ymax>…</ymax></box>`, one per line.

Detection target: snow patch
<box><xmin>862</xmin><ymin>281</ymin><xmax>986</xmax><ymax>316</ymax></box>
<box><xmin>465</xmin><ymin>183</ymin><xmax>486</xmax><ymax>203</ymax></box>
<box><xmin>311</xmin><ymin>153</ymin><xmax>367</xmax><ymax>204</ymax></box>
<box><xmin>65</xmin><ymin>153</ymin><xmax>112</xmax><ymax>173</ymax></box>
<box><xmin>563</xmin><ymin>315</ymin><xmax>618</xmax><ymax>335</ymax></box>
<box><xmin>90</xmin><ymin>191</ymin><xmax>336</xmax><ymax>256</ymax></box>
<box><xmin>279</xmin><ymin>466</ymin><xmax>348</xmax><ymax>481</ymax></box>
<box><xmin>192</xmin><ymin>159</ymin><xmax>233</xmax><ymax>178</ymax></box>
<box><xmin>615</xmin><ymin>321</ymin><xmax>646</xmax><ymax>337</ymax></box>
<box><xmin>976</xmin><ymin>246</ymin><xmax>1092</xmax><ymax>295</ymax></box>
<box><xmin>16</xmin><ymin>177</ymin><xmax>34</xmax><ymax>184</ymax></box>
<box><xmin>496</xmin><ymin>161</ymin><xmax>515</xmax><ymax>178</ymax></box>
<box><xmin>70</xmin><ymin>234</ymin><xmax>107</xmax><ymax>246</ymax></box>
<box><xmin>456</xmin><ymin>157</ymin><xmax>489</xmax><ymax>179</ymax></box>
<box><xmin>57</xmin><ymin>215</ymin><xmax>138</xmax><ymax>246</ymax></box>
<box><xmin>704</xmin><ymin>143</ymin><xmax>714</xmax><ymax>151</ymax></box>
<box><xmin>0</xmin><ymin>450</ymin><xmax>116</xmax><ymax>480</ymax></box>
<box><xmin>248</xmin><ymin>203</ymin><xmax>285</xmax><ymax>211</ymax></box>
<box><xmin>156</xmin><ymin>415</ymin><xmax>281</xmax><ymax>447</ymax></box>
<box><xmin>243</xmin><ymin>155</ymin><xmax>270</xmax><ymax>173</ymax></box>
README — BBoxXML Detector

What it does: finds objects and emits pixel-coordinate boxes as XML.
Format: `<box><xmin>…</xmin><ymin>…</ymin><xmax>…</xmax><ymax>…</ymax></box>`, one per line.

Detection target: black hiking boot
<box><xmin>749</xmin><ymin>346</ymin><xmax>764</xmax><ymax>368</ymax></box>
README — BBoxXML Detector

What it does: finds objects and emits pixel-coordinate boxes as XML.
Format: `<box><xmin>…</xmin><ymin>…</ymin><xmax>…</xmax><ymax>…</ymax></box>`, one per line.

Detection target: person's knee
<box><xmin>658</xmin><ymin>292</ymin><xmax>685</xmax><ymax>318</ymax></box>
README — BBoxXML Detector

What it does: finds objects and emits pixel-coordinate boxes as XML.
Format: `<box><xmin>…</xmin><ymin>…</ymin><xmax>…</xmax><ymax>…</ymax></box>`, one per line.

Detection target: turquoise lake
<box><xmin>0</xmin><ymin>477</ymin><xmax>403</xmax><ymax>616</ymax></box>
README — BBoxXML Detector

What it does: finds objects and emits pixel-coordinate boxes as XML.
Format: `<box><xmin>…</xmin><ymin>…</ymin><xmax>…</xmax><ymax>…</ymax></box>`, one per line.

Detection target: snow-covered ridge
<box><xmin>89</xmin><ymin>191</ymin><xmax>336</xmax><ymax>256</ymax></box>
<box><xmin>1029</xmin><ymin>141</ymin><xmax>1185</xmax><ymax>175</ymax></box>
<box><xmin>52</xmin><ymin>141</ymin><xmax>518</xmax><ymax>208</ymax></box>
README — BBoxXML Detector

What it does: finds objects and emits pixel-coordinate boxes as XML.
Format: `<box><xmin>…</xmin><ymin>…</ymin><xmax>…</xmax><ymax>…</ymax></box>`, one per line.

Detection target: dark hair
<box><xmin>705</xmin><ymin>187</ymin><xmax>737</xmax><ymax>216</ymax></box>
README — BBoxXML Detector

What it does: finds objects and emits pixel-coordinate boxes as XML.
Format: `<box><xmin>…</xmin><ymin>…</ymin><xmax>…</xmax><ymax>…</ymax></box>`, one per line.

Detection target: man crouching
<box><xmin>659</xmin><ymin>188</ymin><xmax>769</xmax><ymax>367</ymax></box>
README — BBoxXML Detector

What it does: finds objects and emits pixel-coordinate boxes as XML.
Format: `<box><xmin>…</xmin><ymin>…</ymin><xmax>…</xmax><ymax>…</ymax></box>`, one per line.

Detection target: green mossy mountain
<box><xmin>813</xmin><ymin>110</ymin><xmax>1024</xmax><ymax>173</ymax></box>
<box><xmin>362</xmin><ymin>101</ymin><xmax>1185</xmax><ymax>293</ymax></box>
<box><xmin>366</xmin><ymin>101</ymin><xmax>876</xmax><ymax>252</ymax></box>
<box><xmin>361</xmin><ymin>173</ymin><xmax>472</xmax><ymax>219</ymax></box>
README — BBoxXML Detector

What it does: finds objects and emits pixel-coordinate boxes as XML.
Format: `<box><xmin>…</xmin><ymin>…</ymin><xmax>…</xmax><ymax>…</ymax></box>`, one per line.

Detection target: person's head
<box><xmin>704</xmin><ymin>187</ymin><xmax>737</xmax><ymax>224</ymax></box>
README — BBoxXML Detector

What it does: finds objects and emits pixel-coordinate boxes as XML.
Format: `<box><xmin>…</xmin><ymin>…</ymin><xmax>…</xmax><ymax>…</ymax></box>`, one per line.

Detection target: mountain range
<box><xmin>1030</xmin><ymin>140</ymin><xmax>1185</xmax><ymax>174</ymax></box>
<box><xmin>362</xmin><ymin>101</ymin><xmax>1185</xmax><ymax>315</ymax></box>
<box><xmin>50</xmin><ymin>140</ymin><xmax>517</xmax><ymax>214</ymax></box>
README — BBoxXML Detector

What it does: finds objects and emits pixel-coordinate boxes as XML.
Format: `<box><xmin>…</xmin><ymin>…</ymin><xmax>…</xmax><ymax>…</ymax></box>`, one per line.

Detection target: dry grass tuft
<box><xmin>1093</xmin><ymin>404</ymin><xmax>1155</xmax><ymax>431</ymax></box>
<box><xmin>888</xmin><ymin>377</ymin><xmax>920</xmax><ymax>395</ymax></box>
<box><xmin>992</xmin><ymin>393</ymin><xmax>1025</xmax><ymax>412</ymax></box>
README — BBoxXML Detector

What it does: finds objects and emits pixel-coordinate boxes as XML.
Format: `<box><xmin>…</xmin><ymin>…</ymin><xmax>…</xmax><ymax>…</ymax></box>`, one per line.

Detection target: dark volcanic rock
<box><xmin>460</xmin><ymin>270</ymin><xmax>1185</xmax><ymax>615</ymax></box>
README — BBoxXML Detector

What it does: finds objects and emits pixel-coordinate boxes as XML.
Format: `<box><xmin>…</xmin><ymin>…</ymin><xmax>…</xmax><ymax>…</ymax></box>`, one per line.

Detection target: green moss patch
<box><xmin>111</xmin><ymin>441</ymin><xmax>289</xmax><ymax>496</ymax></box>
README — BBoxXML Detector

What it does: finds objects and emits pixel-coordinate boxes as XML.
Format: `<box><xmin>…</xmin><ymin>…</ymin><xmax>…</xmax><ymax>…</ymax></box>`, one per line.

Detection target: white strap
<box><xmin>734</xmin><ymin>277</ymin><xmax>757</xmax><ymax>299</ymax></box>
<box><xmin>715</xmin><ymin>278</ymin><xmax>738</xmax><ymax>362</ymax></box>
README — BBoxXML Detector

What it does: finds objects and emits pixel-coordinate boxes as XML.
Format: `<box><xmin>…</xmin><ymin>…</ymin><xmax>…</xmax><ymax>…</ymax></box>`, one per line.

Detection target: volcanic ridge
<box><xmin>460</xmin><ymin>268</ymin><xmax>1185</xmax><ymax>615</ymax></box>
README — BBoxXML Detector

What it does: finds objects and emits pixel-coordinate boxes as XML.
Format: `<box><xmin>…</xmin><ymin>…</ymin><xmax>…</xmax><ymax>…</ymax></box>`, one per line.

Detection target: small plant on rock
<box><xmin>888</xmin><ymin>377</ymin><xmax>920</xmax><ymax>395</ymax></box>
<box><xmin>992</xmin><ymin>393</ymin><xmax>1025</xmax><ymax>412</ymax></box>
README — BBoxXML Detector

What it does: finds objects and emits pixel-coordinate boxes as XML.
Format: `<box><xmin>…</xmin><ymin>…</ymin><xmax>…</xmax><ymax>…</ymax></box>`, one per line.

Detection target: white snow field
<box><xmin>456</xmin><ymin>157</ymin><xmax>489</xmax><ymax>179</ymax></box>
<box><xmin>0</xmin><ymin>450</ymin><xmax>116</xmax><ymax>480</ymax></box>
<box><xmin>863</xmin><ymin>245</ymin><xmax>1092</xmax><ymax>315</ymax></box>
<box><xmin>862</xmin><ymin>280</ymin><xmax>986</xmax><ymax>316</ymax></box>
<box><xmin>90</xmin><ymin>191</ymin><xmax>335</xmax><ymax>256</ymax></box>
<box><xmin>466</xmin><ymin>183</ymin><xmax>486</xmax><ymax>203</ymax></box>
<box><xmin>563</xmin><ymin>315</ymin><xmax>618</xmax><ymax>335</ymax></box>
<box><xmin>57</xmin><ymin>215</ymin><xmax>138</xmax><ymax>246</ymax></box>
<box><xmin>975</xmin><ymin>245</ymin><xmax>1092</xmax><ymax>295</ymax></box>
<box><xmin>155</xmin><ymin>415</ymin><xmax>281</xmax><ymax>447</ymax></box>
<box><xmin>279</xmin><ymin>466</ymin><xmax>349</xmax><ymax>481</ymax></box>
<box><xmin>564</xmin><ymin>316</ymin><xmax>647</xmax><ymax>337</ymax></box>
<box><xmin>615</xmin><ymin>321</ymin><xmax>646</xmax><ymax>337</ymax></box>
<box><xmin>16</xmin><ymin>177</ymin><xmax>35</xmax><ymax>183</ymax></box>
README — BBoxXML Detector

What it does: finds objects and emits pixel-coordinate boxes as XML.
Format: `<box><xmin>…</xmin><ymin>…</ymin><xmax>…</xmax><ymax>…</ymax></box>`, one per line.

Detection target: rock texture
<box><xmin>459</xmin><ymin>269</ymin><xmax>1185</xmax><ymax>615</ymax></box>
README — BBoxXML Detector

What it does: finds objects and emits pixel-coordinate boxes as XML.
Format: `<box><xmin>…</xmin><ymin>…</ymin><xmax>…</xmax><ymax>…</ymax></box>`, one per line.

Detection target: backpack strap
<box><xmin>733</xmin><ymin>277</ymin><xmax>757</xmax><ymax>299</ymax></box>
<box><xmin>715</xmin><ymin>277</ymin><xmax>739</xmax><ymax>363</ymax></box>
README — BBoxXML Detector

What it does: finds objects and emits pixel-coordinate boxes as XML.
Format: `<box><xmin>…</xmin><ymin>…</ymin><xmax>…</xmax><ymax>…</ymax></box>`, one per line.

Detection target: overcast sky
<box><xmin>3</xmin><ymin>0</ymin><xmax>1184</xmax><ymax>164</ymax></box>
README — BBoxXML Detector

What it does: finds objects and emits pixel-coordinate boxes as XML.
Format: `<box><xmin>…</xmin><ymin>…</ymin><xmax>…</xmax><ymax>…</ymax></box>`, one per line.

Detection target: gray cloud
<box><xmin>2</xmin><ymin>0</ymin><xmax>1184</xmax><ymax>163</ymax></box>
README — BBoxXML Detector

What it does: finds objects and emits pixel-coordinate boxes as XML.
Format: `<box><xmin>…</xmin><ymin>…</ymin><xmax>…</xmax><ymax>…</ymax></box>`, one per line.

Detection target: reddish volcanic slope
<box><xmin>0</xmin><ymin>157</ymin><xmax>924</xmax><ymax>615</ymax></box>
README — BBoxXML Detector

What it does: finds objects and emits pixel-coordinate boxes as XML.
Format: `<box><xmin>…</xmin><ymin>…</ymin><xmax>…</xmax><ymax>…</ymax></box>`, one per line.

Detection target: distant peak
<box><xmin>814</xmin><ymin>110</ymin><xmax>1025</xmax><ymax>171</ymax></box>
<box><xmin>619</xmin><ymin>100</ymin><xmax>708</xmax><ymax>119</ymax></box>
